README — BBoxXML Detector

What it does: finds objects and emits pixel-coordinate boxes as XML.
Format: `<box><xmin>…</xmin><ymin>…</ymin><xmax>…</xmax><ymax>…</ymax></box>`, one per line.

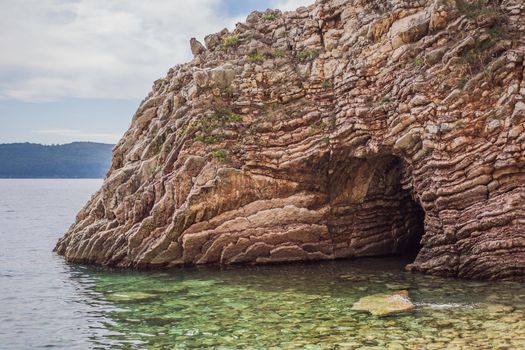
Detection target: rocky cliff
<box><xmin>55</xmin><ymin>0</ymin><xmax>525</xmax><ymax>280</ymax></box>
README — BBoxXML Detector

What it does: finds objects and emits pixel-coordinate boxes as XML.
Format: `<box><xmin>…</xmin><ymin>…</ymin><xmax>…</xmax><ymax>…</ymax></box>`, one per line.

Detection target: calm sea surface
<box><xmin>0</xmin><ymin>179</ymin><xmax>524</xmax><ymax>349</ymax></box>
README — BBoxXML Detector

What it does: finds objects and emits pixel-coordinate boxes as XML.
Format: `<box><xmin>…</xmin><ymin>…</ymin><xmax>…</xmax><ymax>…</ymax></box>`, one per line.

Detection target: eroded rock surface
<box><xmin>55</xmin><ymin>0</ymin><xmax>525</xmax><ymax>280</ymax></box>
<box><xmin>351</xmin><ymin>290</ymin><xmax>415</xmax><ymax>316</ymax></box>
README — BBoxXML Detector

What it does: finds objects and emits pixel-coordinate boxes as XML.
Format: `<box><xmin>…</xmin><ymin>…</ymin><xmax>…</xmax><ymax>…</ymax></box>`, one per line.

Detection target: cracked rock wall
<box><xmin>55</xmin><ymin>0</ymin><xmax>525</xmax><ymax>280</ymax></box>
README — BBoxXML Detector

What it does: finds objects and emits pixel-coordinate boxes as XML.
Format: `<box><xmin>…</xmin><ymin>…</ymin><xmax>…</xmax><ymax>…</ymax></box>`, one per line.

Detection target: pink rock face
<box><xmin>55</xmin><ymin>0</ymin><xmax>525</xmax><ymax>280</ymax></box>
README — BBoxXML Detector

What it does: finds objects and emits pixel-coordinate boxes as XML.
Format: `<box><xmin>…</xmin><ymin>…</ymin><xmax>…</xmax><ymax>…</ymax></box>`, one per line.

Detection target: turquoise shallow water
<box><xmin>0</xmin><ymin>180</ymin><xmax>524</xmax><ymax>349</ymax></box>
<box><xmin>82</xmin><ymin>260</ymin><xmax>525</xmax><ymax>349</ymax></box>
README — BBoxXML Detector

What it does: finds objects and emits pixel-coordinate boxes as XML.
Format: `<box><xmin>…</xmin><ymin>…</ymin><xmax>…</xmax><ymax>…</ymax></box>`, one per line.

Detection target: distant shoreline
<box><xmin>0</xmin><ymin>177</ymin><xmax>105</xmax><ymax>179</ymax></box>
<box><xmin>0</xmin><ymin>142</ymin><xmax>114</xmax><ymax>179</ymax></box>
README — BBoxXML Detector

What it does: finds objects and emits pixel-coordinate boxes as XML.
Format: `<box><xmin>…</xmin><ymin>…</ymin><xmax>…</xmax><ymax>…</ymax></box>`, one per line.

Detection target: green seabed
<box><xmin>81</xmin><ymin>257</ymin><xmax>525</xmax><ymax>349</ymax></box>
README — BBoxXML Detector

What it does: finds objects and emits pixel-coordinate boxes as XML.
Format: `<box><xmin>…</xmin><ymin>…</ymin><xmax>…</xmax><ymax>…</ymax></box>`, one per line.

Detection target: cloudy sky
<box><xmin>0</xmin><ymin>0</ymin><xmax>312</xmax><ymax>144</ymax></box>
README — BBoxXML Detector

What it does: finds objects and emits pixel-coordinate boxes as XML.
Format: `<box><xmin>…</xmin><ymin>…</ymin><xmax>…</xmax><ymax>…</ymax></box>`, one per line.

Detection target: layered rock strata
<box><xmin>56</xmin><ymin>0</ymin><xmax>525</xmax><ymax>280</ymax></box>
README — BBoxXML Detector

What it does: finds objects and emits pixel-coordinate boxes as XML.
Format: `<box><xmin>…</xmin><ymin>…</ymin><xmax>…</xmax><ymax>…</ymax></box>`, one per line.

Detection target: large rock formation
<box><xmin>55</xmin><ymin>0</ymin><xmax>525</xmax><ymax>280</ymax></box>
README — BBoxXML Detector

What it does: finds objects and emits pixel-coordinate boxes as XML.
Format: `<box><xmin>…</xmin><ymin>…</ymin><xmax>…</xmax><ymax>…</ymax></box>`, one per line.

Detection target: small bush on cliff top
<box><xmin>211</xmin><ymin>149</ymin><xmax>228</xmax><ymax>162</ymax></box>
<box><xmin>297</xmin><ymin>48</ymin><xmax>317</xmax><ymax>62</ymax></box>
<box><xmin>272</xmin><ymin>49</ymin><xmax>287</xmax><ymax>58</ymax></box>
<box><xmin>194</xmin><ymin>134</ymin><xmax>222</xmax><ymax>144</ymax></box>
<box><xmin>180</xmin><ymin>121</ymin><xmax>197</xmax><ymax>137</ymax></box>
<box><xmin>262</xmin><ymin>13</ymin><xmax>276</xmax><ymax>21</ymax></box>
<box><xmin>322</xmin><ymin>80</ymin><xmax>332</xmax><ymax>89</ymax></box>
<box><xmin>213</xmin><ymin>109</ymin><xmax>243</xmax><ymax>123</ymax></box>
<box><xmin>414</xmin><ymin>57</ymin><xmax>424</xmax><ymax>66</ymax></box>
<box><xmin>188</xmin><ymin>109</ymin><xmax>240</xmax><ymax>143</ymax></box>
<box><xmin>457</xmin><ymin>77</ymin><xmax>468</xmax><ymax>90</ymax></box>
<box><xmin>459</xmin><ymin>36</ymin><xmax>497</xmax><ymax>75</ymax></box>
<box><xmin>220</xmin><ymin>85</ymin><xmax>234</xmax><ymax>97</ymax></box>
<box><xmin>227</xmin><ymin>113</ymin><xmax>243</xmax><ymax>122</ymax></box>
<box><xmin>457</xmin><ymin>0</ymin><xmax>502</xmax><ymax>19</ymax></box>
<box><xmin>249</xmin><ymin>52</ymin><xmax>266</xmax><ymax>63</ymax></box>
<box><xmin>221</xmin><ymin>35</ymin><xmax>240</xmax><ymax>49</ymax></box>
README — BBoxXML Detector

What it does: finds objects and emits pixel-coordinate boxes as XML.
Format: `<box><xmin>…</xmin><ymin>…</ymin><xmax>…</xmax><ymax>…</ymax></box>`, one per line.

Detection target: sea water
<box><xmin>0</xmin><ymin>180</ymin><xmax>524</xmax><ymax>349</ymax></box>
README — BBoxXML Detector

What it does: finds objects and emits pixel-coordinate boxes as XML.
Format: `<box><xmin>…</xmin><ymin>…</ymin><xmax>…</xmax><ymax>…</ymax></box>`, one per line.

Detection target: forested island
<box><xmin>0</xmin><ymin>142</ymin><xmax>113</xmax><ymax>178</ymax></box>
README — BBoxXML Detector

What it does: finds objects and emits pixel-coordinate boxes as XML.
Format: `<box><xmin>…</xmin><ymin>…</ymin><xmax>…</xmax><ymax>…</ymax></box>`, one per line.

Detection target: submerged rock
<box><xmin>106</xmin><ymin>292</ymin><xmax>159</xmax><ymax>302</ymax></box>
<box><xmin>55</xmin><ymin>0</ymin><xmax>525</xmax><ymax>281</ymax></box>
<box><xmin>484</xmin><ymin>303</ymin><xmax>515</xmax><ymax>314</ymax></box>
<box><xmin>351</xmin><ymin>291</ymin><xmax>415</xmax><ymax>316</ymax></box>
<box><xmin>385</xmin><ymin>283</ymin><xmax>411</xmax><ymax>291</ymax></box>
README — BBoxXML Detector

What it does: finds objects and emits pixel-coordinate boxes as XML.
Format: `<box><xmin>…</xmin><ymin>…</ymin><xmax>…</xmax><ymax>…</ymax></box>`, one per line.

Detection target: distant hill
<box><xmin>0</xmin><ymin>142</ymin><xmax>114</xmax><ymax>178</ymax></box>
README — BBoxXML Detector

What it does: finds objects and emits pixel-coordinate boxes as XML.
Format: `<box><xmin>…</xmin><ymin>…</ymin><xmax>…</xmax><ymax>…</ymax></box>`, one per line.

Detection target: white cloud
<box><xmin>0</xmin><ymin>0</ymin><xmax>316</xmax><ymax>102</ymax></box>
<box><xmin>227</xmin><ymin>0</ymin><xmax>314</xmax><ymax>28</ymax></box>
<box><xmin>34</xmin><ymin>129</ymin><xmax>121</xmax><ymax>144</ymax></box>
<box><xmin>274</xmin><ymin>0</ymin><xmax>314</xmax><ymax>11</ymax></box>
<box><xmin>0</xmin><ymin>0</ymin><xmax>226</xmax><ymax>101</ymax></box>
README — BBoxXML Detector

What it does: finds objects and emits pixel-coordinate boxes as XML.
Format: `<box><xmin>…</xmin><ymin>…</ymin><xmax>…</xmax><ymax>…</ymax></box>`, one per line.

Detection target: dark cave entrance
<box><xmin>396</xmin><ymin>197</ymin><xmax>425</xmax><ymax>260</ymax></box>
<box><xmin>327</xmin><ymin>154</ymin><xmax>425</xmax><ymax>263</ymax></box>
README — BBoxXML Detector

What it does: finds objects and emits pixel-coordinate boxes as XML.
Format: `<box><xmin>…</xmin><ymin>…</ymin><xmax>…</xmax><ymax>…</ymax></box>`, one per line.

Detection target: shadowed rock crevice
<box><xmin>55</xmin><ymin>0</ymin><xmax>525</xmax><ymax>280</ymax></box>
<box><xmin>327</xmin><ymin>155</ymin><xmax>425</xmax><ymax>261</ymax></box>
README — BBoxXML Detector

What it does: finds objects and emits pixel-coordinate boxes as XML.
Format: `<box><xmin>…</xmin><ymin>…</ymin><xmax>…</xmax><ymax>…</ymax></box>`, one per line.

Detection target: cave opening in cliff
<box><xmin>328</xmin><ymin>154</ymin><xmax>425</xmax><ymax>263</ymax></box>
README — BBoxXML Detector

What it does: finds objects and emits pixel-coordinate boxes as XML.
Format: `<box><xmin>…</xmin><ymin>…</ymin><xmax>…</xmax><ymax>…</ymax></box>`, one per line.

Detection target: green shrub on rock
<box><xmin>249</xmin><ymin>52</ymin><xmax>266</xmax><ymax>63</ymax></box>
<box><xmin>221</xmin><ymin>35</ymin><xmax>240</xmax><ymax>49</ymax></box>
<box><xmin>297</xmin><ymin>48</ymin><xmax>317</xmax><ymax>62</ymax></box>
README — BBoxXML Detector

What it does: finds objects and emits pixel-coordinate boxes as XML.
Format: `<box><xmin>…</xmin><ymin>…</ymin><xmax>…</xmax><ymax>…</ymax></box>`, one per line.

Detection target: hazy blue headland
<box><xmin>0</xmin><ymin>142</ymin><xmax>114</xmax><ymax>179</ymax></box>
